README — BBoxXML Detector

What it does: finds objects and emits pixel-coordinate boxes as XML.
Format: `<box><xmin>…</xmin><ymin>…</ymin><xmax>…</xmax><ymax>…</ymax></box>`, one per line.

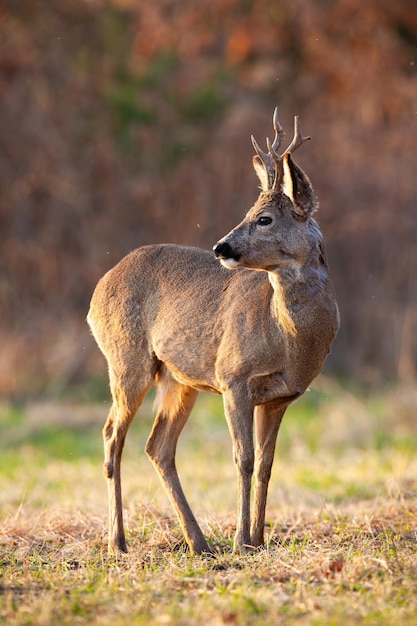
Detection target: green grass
<box><xmin>0</xmin><ymin>382</ymin><xmax>416</xmax><ymax>625</ymax></box>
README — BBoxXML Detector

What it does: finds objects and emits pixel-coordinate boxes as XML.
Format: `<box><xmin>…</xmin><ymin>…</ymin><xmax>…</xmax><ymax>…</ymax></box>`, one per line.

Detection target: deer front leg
<box><xmin>251</xmin><ymin>403</ymin><xmax>286</xmax><ymax>547</ymax></box>
<box><xmin>223</xmin><ymin>390</ymin><xmax>255</xmax><ymax>553</ymax></box>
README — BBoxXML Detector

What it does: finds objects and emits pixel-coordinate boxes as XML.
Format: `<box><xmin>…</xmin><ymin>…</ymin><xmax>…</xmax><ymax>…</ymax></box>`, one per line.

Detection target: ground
<box><xmin>1</xmin><ymin>383</ymin><xmax>416</xmax><ymax>625</ymax></box>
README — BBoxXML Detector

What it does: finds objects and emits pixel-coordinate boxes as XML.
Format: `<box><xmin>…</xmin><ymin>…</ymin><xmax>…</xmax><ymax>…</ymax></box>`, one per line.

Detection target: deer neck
<box><xmin>268</xmin><ymin>257</ymin><xmax>326</xmax><ymax>338</ymax></box>
<box><xmin>268</xmin><ymin>269</ymin><xmax>299</xmax><ymax>337</ymax></box>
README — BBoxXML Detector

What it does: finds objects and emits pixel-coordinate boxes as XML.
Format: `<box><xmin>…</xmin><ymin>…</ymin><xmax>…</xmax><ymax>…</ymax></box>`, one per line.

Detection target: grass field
<box><xmin>1</xmin><ymin>381</ymin><xmax>416</xmax><ymax>625</ymax></box>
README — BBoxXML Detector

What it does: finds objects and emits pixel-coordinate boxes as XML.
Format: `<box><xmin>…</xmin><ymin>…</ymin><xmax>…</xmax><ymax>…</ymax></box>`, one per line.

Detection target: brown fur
<box><xmin>87</xmin><ymin>110</ymin><xmax>339</xmax><ymax>555</ymax></box>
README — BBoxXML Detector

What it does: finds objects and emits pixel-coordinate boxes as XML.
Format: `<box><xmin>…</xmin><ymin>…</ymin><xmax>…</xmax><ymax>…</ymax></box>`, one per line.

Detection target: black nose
<box><xmin>213</xmin><ymin>241</ymin><xmax>235</xmax><ymax>259</ymax></box>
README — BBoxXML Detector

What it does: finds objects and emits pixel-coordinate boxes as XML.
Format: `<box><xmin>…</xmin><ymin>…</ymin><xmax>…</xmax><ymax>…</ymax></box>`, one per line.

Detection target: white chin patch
<box><xmin>220</xmin><ymin>258</ymin><xmax>240</xmax><ymax>269</ymax></box>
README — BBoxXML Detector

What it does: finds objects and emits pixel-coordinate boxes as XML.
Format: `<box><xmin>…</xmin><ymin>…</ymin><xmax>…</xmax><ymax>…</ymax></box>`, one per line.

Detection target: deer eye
<box><xmin>257</xmin><ymin>216</ymin><xmax>273</xmax><ymax>226</ymax></box>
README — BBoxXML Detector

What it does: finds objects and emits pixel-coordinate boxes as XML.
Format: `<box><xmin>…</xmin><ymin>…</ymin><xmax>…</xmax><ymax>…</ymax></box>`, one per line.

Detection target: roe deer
<box><xmin>87</xmin><ymin>108</ymin><xmax>339</xmax><ymax>555</ymax></box>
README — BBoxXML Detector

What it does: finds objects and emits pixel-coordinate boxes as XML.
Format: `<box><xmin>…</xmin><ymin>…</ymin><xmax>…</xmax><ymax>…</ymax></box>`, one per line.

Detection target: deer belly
<box><xmin>161</xmin><ymin>360</ymin><xmax>221</xmax><ymax>394</ymax></box>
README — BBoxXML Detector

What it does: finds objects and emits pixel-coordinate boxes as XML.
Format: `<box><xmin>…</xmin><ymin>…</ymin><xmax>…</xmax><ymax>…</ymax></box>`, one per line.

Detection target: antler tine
<box><xmin>266</xmin><ymin>136</ymin><xmax>281</xmax><ymax>167</ymax></box>
<box><xmin>284</xmin><ymin>116</ymin><xmax>311</xmax><ymax>156</ymax></box>
<box><xmin>251</xmin><ymin>134</ymin><xmax>269</xmax><ymax>163</ymax></box>
<box><xmin>266</xmin><ymin>136</ymin><xmax>284</xmax><ymax>191</ymax></box>
<box><xmin>269</xmin><ymin>107</ymin><xmax>285</xmax><ymax>154</ymax></box>
<box><xmin>251</xmin><ymin>108</ymin><xmax>284</xmax><ymax>160</ymax></box>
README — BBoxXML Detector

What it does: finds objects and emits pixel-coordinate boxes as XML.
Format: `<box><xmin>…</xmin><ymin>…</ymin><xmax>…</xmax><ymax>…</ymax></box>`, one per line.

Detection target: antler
<box><xmin>282</xmin><ymin>116</ymin><xmax>311</xmax><ymax>157</ymax></box>
<box><xmin>250</xmin><ymin>107</ymin><xmax>285</xmax><ymax>187</ymax></box>
<box><xmin>251</xmin><ymin>108</ymin><xmax>285</xmax><ymax>161</ymax></box>
<box><xmin>252</xmin><ymin>110</ymin><xmax>311</xmax><ymax>191</ymax></box>
<box><xmin>270</xmin><ymin>107</ymin><xmax>285</xmax><ymax>153</ymax></box>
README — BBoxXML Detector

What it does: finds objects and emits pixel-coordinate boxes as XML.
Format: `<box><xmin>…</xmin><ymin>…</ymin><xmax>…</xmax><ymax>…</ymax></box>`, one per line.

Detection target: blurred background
<box><xmin>1</xmin><ymin>0</ymin><xmax>416</xmax><ymax>399</ymax></box>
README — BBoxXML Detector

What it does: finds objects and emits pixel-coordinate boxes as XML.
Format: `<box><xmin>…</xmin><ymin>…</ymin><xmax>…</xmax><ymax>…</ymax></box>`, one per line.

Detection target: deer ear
<box><xmin>252</xmin><ymin>155</ymin><xmax>272</xmax><ymax>192</ymax></box>
<box><xmin>282</xmin><ymin>153</ymin><xmax>316</xmax><ymax>218</ymax></box>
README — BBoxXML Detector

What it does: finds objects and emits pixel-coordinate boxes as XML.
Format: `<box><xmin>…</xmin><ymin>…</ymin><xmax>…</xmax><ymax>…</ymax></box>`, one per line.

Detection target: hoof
<box><xmin>108</xmin><ymin>539</ymin><xmax>128</xmax><ymax>554</ymax></box>
<box><xmin>190</xmin><ymin>539</ymin><xmax>214</xmax><ymax>557</ymax></box>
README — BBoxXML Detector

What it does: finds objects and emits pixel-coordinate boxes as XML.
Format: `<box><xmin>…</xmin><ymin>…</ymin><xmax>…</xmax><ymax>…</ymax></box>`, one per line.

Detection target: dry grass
<box><xmin>1</xmin><ymin>384</ymin><xmax>416</xmax><ymax>625</ymax></box>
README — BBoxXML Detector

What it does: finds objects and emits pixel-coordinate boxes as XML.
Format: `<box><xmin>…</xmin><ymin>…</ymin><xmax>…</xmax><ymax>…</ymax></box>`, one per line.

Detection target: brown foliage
<box><xmin>0</xmin><ymin>0</ymin><xmax>416</xmax><ymax>395</ymax></box>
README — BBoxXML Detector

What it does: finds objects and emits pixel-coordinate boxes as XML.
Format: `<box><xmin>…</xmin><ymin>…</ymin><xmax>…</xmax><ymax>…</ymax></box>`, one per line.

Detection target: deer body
<box><xmin>88</xmin><ymin>110</ymin><xmax>339</xmax><ymax>555</ymax></box>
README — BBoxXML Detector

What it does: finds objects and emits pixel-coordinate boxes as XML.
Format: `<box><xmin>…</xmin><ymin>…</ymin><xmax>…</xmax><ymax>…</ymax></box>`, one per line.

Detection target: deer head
<box><xmin>214</xmin><ymin>109</ymin><xmax>318</xmax><ymax>272</ymax></box>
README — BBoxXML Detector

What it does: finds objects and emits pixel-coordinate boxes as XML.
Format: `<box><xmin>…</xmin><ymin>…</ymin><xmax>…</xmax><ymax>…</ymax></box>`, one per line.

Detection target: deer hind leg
<box><xmin>145</xmin><ymin>368</ymin><xmax>211</xmax><ymax>555</ymax></box>
<box><xmin>250</xmin><ymin>403</ymin><xmax>286</xmax><ymax>547</ymax></box>
<box><xmin>103</xmin><ymin>365</ymin><xmax>154</xmax><ymax>554</ymax></box>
